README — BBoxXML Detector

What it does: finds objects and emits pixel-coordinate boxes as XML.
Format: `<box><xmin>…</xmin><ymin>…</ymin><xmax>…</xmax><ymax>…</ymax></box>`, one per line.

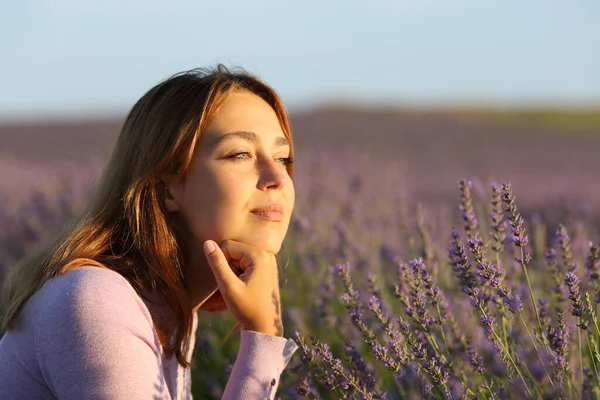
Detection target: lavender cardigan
<box><xmin>0</xmin><ymin>267</ymin><xmax>298</xmax><ymax>399</ymax></box>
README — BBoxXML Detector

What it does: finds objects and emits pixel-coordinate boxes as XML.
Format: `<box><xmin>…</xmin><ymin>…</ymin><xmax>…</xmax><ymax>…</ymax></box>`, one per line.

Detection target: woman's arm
<box><xmin>36</xmin><ymin>267</ymin><xmax>172</xmax><ymax>399</ymax></box>
<box><xmin>222</xmin><ymin>329</ymin><xmax>298</xmax><ymax>399</ymax></box>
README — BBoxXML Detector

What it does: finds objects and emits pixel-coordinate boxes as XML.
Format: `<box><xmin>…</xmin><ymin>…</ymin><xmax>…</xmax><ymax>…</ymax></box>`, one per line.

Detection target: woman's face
<box><xmin>167</xmin><ymin>90</ymin><xmax>295</xmax><ymax>255</ymax></box>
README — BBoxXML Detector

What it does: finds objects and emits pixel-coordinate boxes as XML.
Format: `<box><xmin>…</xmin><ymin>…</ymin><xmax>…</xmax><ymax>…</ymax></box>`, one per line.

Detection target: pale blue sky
<box><xmin>1</xmin><ymin>0</ymin><xmax>599</xmax><ymax>120</ymax></box>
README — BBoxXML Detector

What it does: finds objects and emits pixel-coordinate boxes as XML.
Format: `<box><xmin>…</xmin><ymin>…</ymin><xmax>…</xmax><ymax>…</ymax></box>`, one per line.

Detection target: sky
<box><xmin>0</xmin><ymin>0</ymin><xmax>599</xmax><ymax>121</ymax></box>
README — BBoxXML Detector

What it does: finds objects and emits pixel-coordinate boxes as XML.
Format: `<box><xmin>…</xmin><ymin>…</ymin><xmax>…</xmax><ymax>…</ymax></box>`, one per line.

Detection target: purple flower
<box><xmin>398</xmin><ymin>317</ymin><xmax>427</xmax><ymax>359</ymax></box>
<box><xmin>565</xmin><ymin>271</ymin><xmax>589</xmax><ymax>329</ymax></box>
<box><xmin>480</xmin><ymin>314</ymin><xmax>495</xmax><ymax>327</ymax></box>
<box><xmin>545</xmin><ymin>248</ymin><xmax>565</xmax><ymax>301</ymax></box>
<box><xmin>538</xmin><ymin>298</ymin><xmax>551</xmax><ymax>329</ymax></box>
<box><xmin>458</xmin><ymin>179</ymin><xmax>479</xmax><ymax>239</ymax></box>
<box><xmin>366</xmin><ymin>273</ymin><xmax>391</xmax><ymax>318</ymax></box>
<box><xmin>466</xmin><ymin>344</ymin><xmax>485</xmax><ymax>375</ymax></box>
<box><xmin>585</xmin><ymin>243</ymin><xmax>600</xmax><ymax>287</ymax></box>
<box><xmin>468</xmin><ymin>236</ymin><xmax>501</xmax><ymax>288</ymax></box>
<box><xmin>500</xmin><ymin>182</ymin><xmax>529</xmax><ymax>248</ymax></box>
<box><xmin>564</xmin><ymin>271</ymin><xmax>584</xmax><ymax>318</ymax></box>
<box><xmin>489</xmin><ymin>182</ymin><xmax>507</xmax><ymax>253</ymax></box>
<box><xmin>499</xmin><ymin>291</ymin><xmax>523</xmax><ymax>314</ymax></box>
<box><xmin>340</xmin><ymin>292</ymin><xmax>351</xmax><ymax>304</ymax></box>
<box><xmin>556</xmin><ymin>224</ymin><xmax>577</xmax><ymax>272</ymax></box>
<box><xmin>295</xmin><ymin>331</ymin><xmax>316</xmax><ymax>364</ymax></box>
<box><xmin>367</xmin><ymin>294</ymin><xmax>409</xmax><ymax>367</ymax></box>
<box><xmin>546</xmin><ymin>312</ymin><xmax>570</xmax><ymax>386</ymax></box>
<box><xmin>342</xmin><ymin>285</ymin><xmax>404</xmax><ymax>375</ymax></box>
<box><xmin>421</xmin><ymin>357</ymin><xmax>451</xmax><ymax>397</ymax></box>
<box><xmin>342</xmin><ymin>341</ymin><xmax>377</xmax><ymax>392</ymax></box>
<box><xmin>448</xmin><ymin>232</ymin><xmax>482</xmax><ymax>306</ymax></box>
<box><xmin>308</xmin><ymin>334</ymin><xmax>367</xmax><ymax>393</ymax></box>
<box><xmin>510</xmin><ymin>217</ymin><xmax>529</xmax><ymax>247</ymax></box>
<box><xmin>293</xmin><ymin>372</ymin><xmax>319</xmax><ymax>398</ymax></box>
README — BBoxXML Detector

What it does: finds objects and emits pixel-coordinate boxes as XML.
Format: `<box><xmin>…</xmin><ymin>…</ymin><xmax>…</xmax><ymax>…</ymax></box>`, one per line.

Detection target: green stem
<box><xmin>578</xmin><ymin>326</ymin><xmax>584</xmax><ymax>389</ymax></box>
<box><xmin>422</xmin><ymin>330</ymin><xmax>454</xmax><ymax>397</ymax></box>
<box><xmin>592</xmin><ymin>310</ymin><xmax>600</xmax><ymax>340</ymax></box>
<box><xmin>520</xmin><ymin>247</ymin><xmax>543</xmax><ymax>338</ymax></box>
<box><xmin>594</xmin><ymin>303</ymin><xmax>600</xmax><ymax>340</ymax></box>
<box><xmin>518</xmin><ymin>312</ymin><xmax>554</xmax><ymax>386</ymax></box>
<box><xmin>501</xmin><ymin>314</ymin><xmax>509</xmax><ymax>349</ymax></box>
<box><xmin>586</xmin><ymin>331</ymin><xmax>600</xmax><ymax>385</ymax></box>
<box><xmin>482</xmin><ymin>378</ymin><xmax>496</xmax><ymax>400</ymax></box>
<box><xmin>435</xmin><ymin>303</ymin><xmax>451</xmax><ymax>358</ymax></box>
<box><xmin>424</xmin><ymin>330</ymin><xmax>442</xmax><ymax>355</ymax></box>
<box><xmin>495</xmin><ymin>252</ymin><xmax>502</xmax><ymax>278</ymax></box>
<box><xmin>479</xmin><ymin>306</ymin><xmax>532</xmax><ymax>397</ymax></box>
<box><xmin>496</xmin><ymin>254</ymin><xmax>512</xmax><ymax>354</ymax></box>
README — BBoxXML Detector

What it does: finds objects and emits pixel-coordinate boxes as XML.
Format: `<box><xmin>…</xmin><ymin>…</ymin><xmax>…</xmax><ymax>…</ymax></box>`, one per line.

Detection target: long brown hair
<box><xmin>1</xmin><ymin>64</ymin><xmax>294</xmax><ymax>367</ymax></box>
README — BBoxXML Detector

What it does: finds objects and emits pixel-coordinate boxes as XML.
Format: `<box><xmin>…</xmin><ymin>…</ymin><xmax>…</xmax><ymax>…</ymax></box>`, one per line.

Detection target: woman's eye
<box><xmin>229</xmin><ymin>152</ymin><xmax>250</xmax><ymax>160</ymax></box>
<box><xmin>227</xmin><ymin>152</ymin><xmax>293</xmax><ymax>166</ymax></box>
<box><xmin>276</xmin><ymin>157</ymin><xmax>294</xmax><ymax>166</ymax></box>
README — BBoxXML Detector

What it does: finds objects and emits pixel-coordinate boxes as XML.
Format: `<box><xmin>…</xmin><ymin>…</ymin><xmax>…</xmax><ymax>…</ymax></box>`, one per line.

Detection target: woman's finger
<box><xmin>203</xmin><ymin>240</ymin><xmax>241</xmax><ymax>295</ymax></box>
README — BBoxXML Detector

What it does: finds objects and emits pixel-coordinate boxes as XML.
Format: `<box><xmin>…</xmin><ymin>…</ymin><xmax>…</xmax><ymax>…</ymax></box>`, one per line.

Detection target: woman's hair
<box><xmin>1</xmin><ymin>64</ymin><xmax>294</xmax><ymax>367</ymax></box>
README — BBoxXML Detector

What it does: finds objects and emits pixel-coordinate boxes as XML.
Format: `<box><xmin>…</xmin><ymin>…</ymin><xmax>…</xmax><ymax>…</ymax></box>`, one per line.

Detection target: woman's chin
<box><xmin>236</xmin><ymin>231</ymin><xmax>284</xmax><ymax>253</ymax></box>
<box><xmin>248</xmin><ymin>240</ymin><xmax>282</xmax><ymax>255</ymax></box>
<box><xmin>199</xmin><ymin>290</ymin><xmax>228</xmax><ymax>312</ymax></box>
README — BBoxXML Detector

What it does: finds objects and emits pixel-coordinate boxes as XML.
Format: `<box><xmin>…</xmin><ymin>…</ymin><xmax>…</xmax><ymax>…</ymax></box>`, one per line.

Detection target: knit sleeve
<box><xmin>222</xmin><ymin>329</ymin><xmax>299</xmax><ymax>399</ymax></box>
<box><xmin>35</xmin><ymin>267</ymin><xmax>172</xmax><ymax>400</ymax></box>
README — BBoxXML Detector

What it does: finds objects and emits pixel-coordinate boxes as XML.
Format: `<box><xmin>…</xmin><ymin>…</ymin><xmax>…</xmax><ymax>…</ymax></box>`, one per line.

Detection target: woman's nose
<box><xmin>257</xmin><ymin>158</ymin><xmax>288</xmax><ymax>190</ymax></box>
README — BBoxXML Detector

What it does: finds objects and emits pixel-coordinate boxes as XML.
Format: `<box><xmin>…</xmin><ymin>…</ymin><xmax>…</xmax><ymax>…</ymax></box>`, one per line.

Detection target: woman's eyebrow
<box><xmin>210</xmin><ymin>130</ymin><xmax>289</xmax><ymax>148</ymax></box>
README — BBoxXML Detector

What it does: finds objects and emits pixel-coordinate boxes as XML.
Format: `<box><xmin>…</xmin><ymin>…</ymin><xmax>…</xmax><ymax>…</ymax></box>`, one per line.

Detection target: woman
<box><xmin>0</xmin><ymin>65</ymin><xmax>298</xmax><ymax>399</ymax></box>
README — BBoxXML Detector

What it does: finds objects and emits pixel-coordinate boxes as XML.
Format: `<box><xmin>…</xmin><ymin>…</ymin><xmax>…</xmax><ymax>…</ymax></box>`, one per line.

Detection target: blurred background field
<box><xmin>2</xmin><ymin>107</ymin><xmax>599</xmax><ymax>217</ymax></box>
<box><xmin>1</xmin><ymin>1</ymin><xmax>599</xmax><ymax>398</ymax></box>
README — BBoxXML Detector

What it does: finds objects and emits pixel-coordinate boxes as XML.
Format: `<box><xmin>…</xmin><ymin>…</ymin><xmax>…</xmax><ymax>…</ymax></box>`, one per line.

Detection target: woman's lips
<box><xmin>250</xmin><ymin>210</ymin><xmax>283</xmax><ymax>222</ymax></box>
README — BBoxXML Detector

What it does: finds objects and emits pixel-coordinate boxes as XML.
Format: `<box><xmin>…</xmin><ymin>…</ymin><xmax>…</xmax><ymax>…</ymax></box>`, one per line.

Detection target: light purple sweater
<box><xmin>0</xmin><ymin>266</ymin><xmax>298</xmax><ymax>399</ymax></box>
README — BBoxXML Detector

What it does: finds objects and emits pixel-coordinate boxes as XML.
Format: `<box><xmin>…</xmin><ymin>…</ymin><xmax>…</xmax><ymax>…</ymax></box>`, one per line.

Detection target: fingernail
<box><xmin>203</xmin><ymin>240</ymin><xmax>216</xmax><ymax>254</ymax></box>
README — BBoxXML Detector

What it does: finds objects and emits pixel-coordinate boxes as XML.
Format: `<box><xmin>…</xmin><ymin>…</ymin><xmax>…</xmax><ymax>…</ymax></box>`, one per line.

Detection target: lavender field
<box><xmin>1</xmin><ymin>109</ymin><xmax>600</xmax><ymax>398</ymax></box>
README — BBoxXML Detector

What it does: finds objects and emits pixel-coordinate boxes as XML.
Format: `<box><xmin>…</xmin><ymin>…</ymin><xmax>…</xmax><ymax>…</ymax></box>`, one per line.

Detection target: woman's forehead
<box><xmin>208</xmin><ymin>91</ymin><xmax>280</xmax><ymax>129</ymax></box>
<box><xmin>205</xmin><ymin>130</ymin><xmax>289</xmax><ymax>148</ymax></box>
<box><xmin>200</xmin><ymin>92</ymin><xmax>287</xmax><ymax>147</ymax></box>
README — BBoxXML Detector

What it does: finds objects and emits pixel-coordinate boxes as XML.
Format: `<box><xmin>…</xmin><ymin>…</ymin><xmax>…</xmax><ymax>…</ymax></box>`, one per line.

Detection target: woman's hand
<box><xmin>203</xmin><ymin>239</ymin><xmax>283</xmax><ymax>337</ymax></box>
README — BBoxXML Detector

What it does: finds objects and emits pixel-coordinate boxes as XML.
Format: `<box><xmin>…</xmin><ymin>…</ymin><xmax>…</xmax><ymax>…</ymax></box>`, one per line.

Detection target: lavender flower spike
<box><xmin>458</xmin><ymin>179</ymin><xmax>479</xmax><ymax>239</ymax></box>
<box><xmin>500</xmin><ymin>182</ymin><xmax>529</xmax><ymax>248</ymax></box>
<box><xmin>564</xmin><ymin>271</ymin><xmax>589</xmax><ymax>329</ymax></box>
<box><xmin>489</xmin><ymin>182</ymin><xmax>507</xmax><ymax>254</ymax></box>
<box><xmin>556</xmin><ymin>224</ymin><xmax>577</xmax><ymax>272</ymax></box>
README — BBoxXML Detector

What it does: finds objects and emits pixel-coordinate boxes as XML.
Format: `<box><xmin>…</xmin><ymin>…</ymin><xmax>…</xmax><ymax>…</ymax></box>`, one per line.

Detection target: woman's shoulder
<box><xmin>46</xmin><ymin>265</ymin><xmax>133</xmax><ymax>293</ymax></box>
<box><xmin>41</xmin><ymin>266</ymin><xmax>139</xmax><ymax>306</ymax></box>
<box><xmin>39</xmin><ymin>266</ymin><xmax>154</xmax><ymax>330</ymax></box>
<box><xmin>2</xmin><ymin>265</ymin><xmax>160</xmax><ymax>374</ymax></box>
<box><xmin>5</xmin><ymin>267</ymin><xmax>170</xmax><ymax>399</ymax></box>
